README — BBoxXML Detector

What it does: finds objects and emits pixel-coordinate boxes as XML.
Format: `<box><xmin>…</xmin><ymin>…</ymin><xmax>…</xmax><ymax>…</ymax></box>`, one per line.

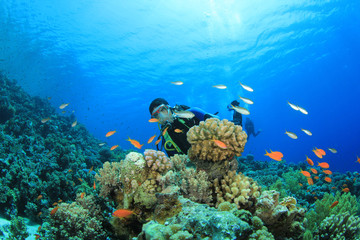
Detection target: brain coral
<box><xmin>214</xmin><ymin>170</ymin><xmax>261</xmax><ymax>212</ymax></box>
<box><xmin>187</xmin><ymin>118</ymin><xmax>247</xmax><ymax>162</ymax></box>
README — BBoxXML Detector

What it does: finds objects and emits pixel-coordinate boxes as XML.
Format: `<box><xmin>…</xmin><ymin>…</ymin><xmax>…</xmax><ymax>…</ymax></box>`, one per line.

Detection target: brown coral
<box><xmin>95</xmin><ymin>161</ymin><xmax>122</xmax><ymax>199</ymax></box>
<box><xmin>214</xmin><ymin>170</ymin><xmax>261</xmax><ymax>212</ymax></box>
<box><xmin>180</xmin><ymin>168</ymin><xmax>213</xmax><ymax>204</ymax></box>
<box><xmin>187</xmin><ymin>118</ymin><xmax>247</xmax><ymax>162</ymax></box>
<box><xmin>255</xmin><ymin>190</ymin><xmax>306</xmax><ymax>239</ymax></box>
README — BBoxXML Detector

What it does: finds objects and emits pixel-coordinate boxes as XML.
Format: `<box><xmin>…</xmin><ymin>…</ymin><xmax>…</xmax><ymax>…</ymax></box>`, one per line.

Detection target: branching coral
<box><xmin>255</xmin><ymin>190</ymin><xmax>306</xmax><ymax>239</ymax></box>
<box><xmin>95</xmin><ymin>161</ymin><xmax>122</xmax><ymax>199</ymax></box>
<box><xmin>187</xmin><ymin>118</ymin><xmax>247</xmax><ymax>162</ymax></box>
<box><xmin>180</xmin><ymin>168</ymin><xmax>212</xmax><ymax>204</ymax></box>
<box><xmin>315</xmin><ymin>212</ymin><xmax>360</xmax><ymax>239</ymax></box>
<box><xmin>214</xmin><ymin>170</ymin><xmax>261</xmax><ymax>212</ymax></box>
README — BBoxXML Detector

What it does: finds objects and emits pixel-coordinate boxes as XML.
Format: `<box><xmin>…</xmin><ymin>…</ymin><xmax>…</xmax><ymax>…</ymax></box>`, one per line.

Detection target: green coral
<box><xmin>305</xmin><ymin>192</ymin><xmax>358</xmax><ymax>232</ymax></box>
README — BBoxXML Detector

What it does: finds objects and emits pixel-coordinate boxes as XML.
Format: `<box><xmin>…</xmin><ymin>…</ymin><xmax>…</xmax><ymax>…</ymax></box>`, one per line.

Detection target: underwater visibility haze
<box><xmin>1</xmin><ymin>0</ymin><xmax>360</xmax><ymax>239</ymax></box>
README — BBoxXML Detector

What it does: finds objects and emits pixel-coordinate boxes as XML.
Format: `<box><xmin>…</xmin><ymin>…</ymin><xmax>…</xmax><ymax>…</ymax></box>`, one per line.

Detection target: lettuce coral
<box><xmin>187</xmin><ymin>118</ymin><xmax>247</xmax><ymax>162</ymax></box>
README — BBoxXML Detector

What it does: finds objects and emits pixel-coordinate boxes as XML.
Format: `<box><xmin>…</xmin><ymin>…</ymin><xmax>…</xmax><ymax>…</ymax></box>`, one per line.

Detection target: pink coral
<box><xmin>144</xmin><ymin>149</ymin><xmax>172</xmax><ymax>173</ymax></box>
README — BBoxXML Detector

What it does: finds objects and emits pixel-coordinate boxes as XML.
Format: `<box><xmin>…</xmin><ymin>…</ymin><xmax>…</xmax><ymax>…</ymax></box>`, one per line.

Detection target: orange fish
<box><xmin>71</xmin><ymin>120</ymin><xmax>77</xmax><ymax>127</ymax></box>
<box><xmin>324</xmin><ymin>177</ymin><xmax>332</xmax><ymax>183</ymax></box>
<box><xmin>126</xmin><ymin>137</ymin><xmax>144</xmax><ymax>149</ymax></box>
<box><xmin>343</xmin><ymin>184</ymin><xmax>348</xmax><ymax>187</ymax></box>
<box><xmin>93</xmin><ymin>181</ymin><xmax>96</xmax><ymax>190</ymax></box>
<box><xmin>331</xmin><ymin>186</ymin><xmax>337</xmax><ymax>189</ymax></box>
<box><xmin>80</xmin><ymin>192</ymin><xmax>85</xmax><ymax>199</ymax></box>
<box><xmin>318</xmin><ymin>162</ymin><xmax>330</xmax><ymax>169</ymax></box>
<box><xmin>35</xmin><ymin>234</ymin><xmax>41</xmax><ymax>239</ymax></box>
<box><xmin>342</xmin><ymin>188</ymin><xmax>350</xmax><ymax>193</ymax></box>
<box><xmin>307</xmin><ymin>177</ymin><xmax>314</xmax><ymax>185</ymax></box>
<box><xmin>162</xmin><ymin>127</ymin><xmax>169</xmax><ymax>136</ymax></box>
<box><xmin>110</xmin><ymin>145</ymin><xmax>119</xmax><ymax>151</ymax></box>
<box><xmin>323</xmin><ymin>170</ymin><xmax>332</xmax><ymax>175</ymax></box>
<box><xmin>212</xmin><ymin>139</ymin><xmax>227</xmax><ymax>149</ymax></box>
<box><xmin>312</xmin><ymin>192</ymin><xmax>316</xmax><ymax>195</ymax></box>
<box><xmin>314</xmin><ymin>176</ymin><xmax>319</xmax><ymax>180</ymax></box>
<box><xmin>298</xmin><ymin>183</ymin><xmax>303</xmax><ymax>187</ymax></box>
<box><xmin>37</xmin><ymin>212</ymin><xmax>42</xmax><ymax>217</ymax></box>
<box><xmin>147</xmin><ymin>135</ymin><xmax>156</xmax><ymax>144</ymax></box>
<box><xmin>148</xmin><ymin>118</ymin><xmax>159</xmax><ymax>123</ymax></box>
<box><xmin>316</xmin><ymin>148</ymin><xmax>326</xmax><ymax>156</ymax></box>
<box><xmin>88</xmin><ymin>166</ymin><xmax>93</xmax><ymax>174</ymax></box>
<box><xmin>329</xmin><ymin>201</ymin><xmax>339</xmax><ymax>209</ymax></box>
<box><xmin>41</xmin><ymin>118</ymin><xmax>51</xmax><ymax>123</ymax></box>
<box><xmin>68</xmin><ymin>169</ymin><xmax>72</xmax><ymax>173</ymax></box>
<box><xmin>264</xmin><ymin>150</ymin><xmax>283</xmax><ymax>161</ymax></box>
<box><xmin>306</xmin><ymin>156</ymin><xmax>314</xmax><ymax>166</ymax></box>
<box><xmin>155</xmin><ymin>138</ymin><xmax>161</xmax><ymax>145</ymax></box>
<box><xmin>113</xmin><ymin>209</ymin><xmax>134</xmax><ymax>218</ymax></box>
<box><xmin>78</xmin><ymin>178</ymin><xmax>83</xmax><ymax>182</ymax></box>
<box><xmin>50</xmin><ymin>207</ymin><xmax>59</xmax><ymax>215</ymax></box>
<box><xmin>354</xmin><ymin>178</ymin><xmax>357</xmax><ymax>182</ymax></box>
<box><xmin>52</xmin><ymin>202</ymin><xmax>58</xmax><ymax>206</ymax></box>
<box><xmin>58</xmin><ymin>199</ymin><xmax>62</xmax><ymax>203</ymax></box>
<box><xmin>356</xmin><ymin>156</ymin><xmax>360</xmax><ymax>163</ymax></box>
<box><xmin>59</xmin><ymin>103</ymin><xmax>69</xmax><ymax>109</ymax></box>
<box><xmin>314</xmin><ymin>196</ymin><xmax>318</xmax><ymax>200</ymax></box>
<box><xmin>313</xmin><ymin>149</ymin><xmax>323</xmax><ymax>158</ymax></box>
<box><xmin>106</xmin><ymin>130</ymin><xmax>116</xmax><ymax>137</ymax></box>
<box><xmin>310</xmin><ymin>168</ymin><xmax>318</xmax><ymax>174</ymax></box>
<box><xmin>300</xmin><ymin>170</ymin><xmax>311</xmax><ymax>178</ymax></box>
<box><xmin>174</xmin><ymin>129</ymin><xmax>183</xmax><ymax>133</ymax></box>
<box><xmin>36</xmin><ymin>195</ymin><xmax>43</xmax><ymax>201</ymax></box>
<box><xmin>38</xmin><ymin>225</ymin><xmax>42</xmax><ymax>232</ymax></box>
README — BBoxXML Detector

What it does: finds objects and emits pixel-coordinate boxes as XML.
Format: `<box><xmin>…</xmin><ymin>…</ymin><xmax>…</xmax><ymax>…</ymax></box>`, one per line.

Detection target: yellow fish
<box><xmin>285</xmin><ymin>131</ymin><xmax>298</xmax><ymax>139</ymax></box>
<box><xmin>239</xmin><ymin>82</ymin><xmax>254</xmax><ymax>92</ymax></box>
<box><xmin>59</xmin><ymin>103</ymin><xmax>69</xmax><ymax>109</ymax></box>
<box><xmin>301</xmin><ymin>128</ymin><xmax>312</xmax><ymax>136</ymax></box>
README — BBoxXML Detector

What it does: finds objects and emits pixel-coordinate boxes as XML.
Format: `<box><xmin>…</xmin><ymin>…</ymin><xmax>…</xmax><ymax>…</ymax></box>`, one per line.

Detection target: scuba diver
<box><xmin>244</xmin><ymin>118</ymin><xmax>261</xmax><ymax>140</ymax></box>
<box><xmin>149</xmin><ymin>98</ymin><xmax>218</xmax><ymax>157</ymax></box>
<box><xmin>227</xmin><ymin>100</ymin><xmax>243</xmax><ymax>126</ymax></box>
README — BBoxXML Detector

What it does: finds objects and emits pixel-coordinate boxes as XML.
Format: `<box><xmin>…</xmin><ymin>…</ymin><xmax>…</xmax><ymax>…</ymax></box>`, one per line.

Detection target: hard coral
<box><xmin>144</xmin><ymin>149</ymin><xmax>172</xmax><ymax>173</ymax></box>
<box><xmin>180</xmin><ymin>168</ymin><xmax>213</xmax><ymax>204</ymax></box>
<box><xmin>187</xmin><ymin>118</ymin><xmax>247</xmax><ymax>162</ymax></box>
<box><xmin>255</xmin><ymin>190</ymin><xmax>306</xmax><ymax>239</ymax></box>
<box><xmin>214</xmin><ymin>170</ymin><xmax>261</xmax><ymax>212</ymax></box>
<box><xmin>95</xmin><ymin>161</ymin><xmax>122</xmax><ymax>199</ymax></box>
<box><xmin>314</xmin><ymin>212</ymin><xmax>360</xmax><ymax>240</ymax></box>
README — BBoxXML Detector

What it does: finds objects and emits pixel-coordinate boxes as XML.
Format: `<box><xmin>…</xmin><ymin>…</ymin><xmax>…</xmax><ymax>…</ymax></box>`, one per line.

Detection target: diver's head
<box><xmin>149</xmin><ymin>98</ymin><xmax>174</xmax><ymax>124</ymax></box>
<box><xmin>227</xmin><ymin>100</ymin><xmax>240</xmax><ymax>111</ymax></box>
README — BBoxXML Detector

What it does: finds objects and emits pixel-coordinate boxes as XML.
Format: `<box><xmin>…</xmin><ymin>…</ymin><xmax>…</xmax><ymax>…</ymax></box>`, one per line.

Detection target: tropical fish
<box><xmin>71</xmin><ymin>120</ymin><xmax>77</xmax><ymax>127</ymax></box>
<box><xmin>318</xmin><ymin>162</ymin><xmax>330</xmax><ymax>169</ymax></box>
<box><xmin>297</xmin><ymin>106</ymin><xmax>308</xmax><ymax>115</ymax></box>
<box><xmin>59</xmin><ymin>103</ymin><xmax>69</xmax><ymax>109</ymax></box>
<box><xmin>324</xmin><ymin>177</ymin><xmax>332</xmax><ymax>183</ymax></box>
<box><xmin>310</xmin><ymin>168</ymin><xmax>318</xmax><ymax>174</ymax></box>
<box><xmin>285</xmin><ymin>131</ymin><xmax>298</xmax><ymax>139</ymax></box>
<box><xmin>307</xmin><ymin>177</ymin><xmax>314</xmax><ymax>185</ymax></box>
<box><xmin>50</xmin><ymin>207</ymin><xmax>59</xmax><ymax>215</ymax></box>
<box><xmin>148</xmin><ymin>118</ymin><xmax>159</xmax><ymax>123</ymax></box>
<box><xmin>113</xmin><ymin>209</ymin><xmax>134</xmax><ymax>218</ymax></box>
<box><xmin>174</xmin><ymin>129</ymin><xmax>183</xmax><ymax>133</ymax></box>
<box><xmin>313</xmin><ymin>148</ymin><xmax>324</xmax><ymax>158</ymax></box>
<box><xmin>147</xmin><ymin>135</ymin><xmax>156</xmax><ymax>144</ymax></box>
<box><xmin>93</xmin><ymin>181</ymin><xmax>96</xmax><ymax>190</ymax></box>
<box><xmin>329</xmin><ymin>201</ymin><xmax>339</xmax><ymax>209</ymax></box>
<box><xmin>298</xmin><ymin>183</ymin><xmax>303</xmax><ymax>187</ymax></box>
<box><xmin>314</xmin><ymin>147</ymin><xmax>326</xmax><ymax>156</ymax></box>
<box><xmin>212</xmin><ymin>139</ymin><xmax>227</xmax><ymax>149</ymax></box>
<box><xmin>58</xmin><ymin>199</ymin><xmax>62</xmax><ymax>203</ymax></box>
<box><xmin>314</xmin><ymin>176</ymin><xmax>319</xmax><ymax>180</ymax></box>
<box><xmin>162</xmin><ymin>127</ymin><xmax>169</xmax><ymax>136</ymax></box>
<box><xmin>264</xmin><ymin>150</ymin><xmax>283</xmax><ymax>161</ymax></box>
<box><xmin>110</xmin><ymin>145</ymin><xmax>119</xmax><ymax>151</ymax></box>
<box><xmin>37</xmin><ymin>212</ymin><xmax>42</xmax><ymax>217</ymax></box>
<box><xmin>239</xmin><ymin>82</ymin><xmax>254</xmax><ymax>92</ymax></box>
<box><xmin>99</xmin><ymin>143</ymin><xmax>106</xmax><ymax>146</ymax></box>
<box><xmin>36</xmin><ymin>195</ymin><xmax>43</xmax><ymax>201</ymax></box>
<box><xmin>328</xmin><ymin>148</ymin><xmax>337</xmax><ymax>153</ymax></box>
<box><xmin>41</xmin><ymin>118</ymin><xmax>51</xmax><ymax>123</ymax></box>
<box><xmin>323</xmin><ymin>170</ymin><xmax>332</xmax><ymax>175</ymax></box>
<box><xmin>306</xmin><ymin>156</ymin><xmax>314</xmax><ymax>166</ymax></box>
<box><xmin>78</xmin><ymin>178</ymin><xmax>83</xmax><ymax>182</ymax></box>
<box><xmin>106</xmin><ymin>130</ymin><xmax>116</xmax><ymax>137</ymax></box>
<box><xmin>230</xmin><ymin>105</ymin><xmax>250</xmax><ymax>115</ymax></box>
<box><xmin>155</xmin><ymin>138</ymin><xmax>161</xmax><ymax>145</ymax></box>
<box><xmin>213</xmin><ymin>84</ymin><xmax>227</xmax><ymax>89</ymax></box>
<box><xmin>314</xmin><ymin>197</ymin><xmax>318</xmax><ymax>200</ymax></box>
<box><xmin>52</xmin><ymin>202</ymin><xmax>58</xmax><ymax>206</ymax></box>
<box><xmin>35</xmin><ymin>234</ymin><xmax>41</xmax><ymax>239</ymax></box>
<box><xmin>356</xmin><ymin>156</ymin><xmax>360</xmax><ymax>163</ymax></box>
<box><xmin>80</xmin><ymin>192</ymin><xmax>85</xmax><ymax>199</ymax></box>
<box><xmin>61</xmin><ymin>110</ymin><xmax>66</xmax><ymax>114</ymax></box>
<box><xmin>239</xmin><ymin>96</ymin><xmax>254</xmax><ymax>105</ymax></box>
<box><xmin>287</xmin><ymin>101</ymin><xmax>299</xmax><ymax>111</ymax></box>
<box><xmin>38</xmin><ymin>225</ymin><xmax>42</xmax><ymax>232</ymax></box>
<box><xmin>342</xmin><ymin>188</ymin><xmax>350</xmax><ymax>193</ymax></box>
<box><xmin>171</xmin><ymin>81</ymin><xmax>183</xmax><ymax>85</ymax></box>
<box><xmin>331</xmin><ymin>187</ymin><xmax>337</xmax><ymax>190</ymax></box>
<box><xmin>127</xmin><ymin>137</ymin><xmax>144</xmax><ymax>149</ymax></box>
<box><xmin>300</xmin><ymin>170</ymin><xmax>311</xmax><ymax>178</ymax></box>
<box><xmin>301</xmin><ymin>128</ymin><xmax>312</xmax><ymax>136</ymax></box>
<box><xmin>88</xmin><ymin>166</ymin><xmax>94</xmax><ymax>174</ymax></box>
<box><xmin>174</xmin><ymin>111</ymin><xmax>195</xmax><ymax>119</ymax></box>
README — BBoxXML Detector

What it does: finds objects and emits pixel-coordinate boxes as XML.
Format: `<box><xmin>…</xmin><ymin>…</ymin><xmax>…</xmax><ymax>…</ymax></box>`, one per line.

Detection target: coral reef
<box><xmin>314</xmin><ymin>212</ymin><xmax>360</xmax><ymax>239</ymax></box>
<box><xmin>180</xmin><ymin>168</ymin><xmax>213</xmax><ymax>204</ymax></box>
<box><xmin>95</xmin><ymin>161</ymin><xmax>122</xmax><ymax>199</ymax></box>
<box><xmin>214</xmin><ymin>170</ymin><xmax>261</xmax><ymax>212</ymax></box>
<box><xmin>255</xmin><ymin>190</ymin><xmax>306</xmax><ymax>239</ymax></box>
<box><xmin>187</xmin><ymin>118</ymin><xmax>247</xmax><ymax>162</ymax></box>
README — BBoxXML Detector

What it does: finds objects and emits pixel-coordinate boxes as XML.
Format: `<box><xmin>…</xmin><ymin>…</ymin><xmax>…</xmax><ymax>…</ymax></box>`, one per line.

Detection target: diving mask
<box><xmin>151</xmin><ymin>104</ymin><xmax>174</xmax><ymax>123</ymax></box>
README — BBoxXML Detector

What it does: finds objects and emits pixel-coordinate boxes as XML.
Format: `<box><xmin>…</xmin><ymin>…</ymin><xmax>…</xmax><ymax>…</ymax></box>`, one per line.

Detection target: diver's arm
<box><xmin>188</xmin><ymin>107</ymin><xmax>220</xmax><ymax>121</ymax></box>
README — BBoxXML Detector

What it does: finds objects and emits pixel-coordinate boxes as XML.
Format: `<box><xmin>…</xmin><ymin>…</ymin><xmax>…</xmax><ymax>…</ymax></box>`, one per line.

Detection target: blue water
<box><xmin>1</xmin><ymin>0</ymin><xmax>359</xmax><ymax>172</ymax></box>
